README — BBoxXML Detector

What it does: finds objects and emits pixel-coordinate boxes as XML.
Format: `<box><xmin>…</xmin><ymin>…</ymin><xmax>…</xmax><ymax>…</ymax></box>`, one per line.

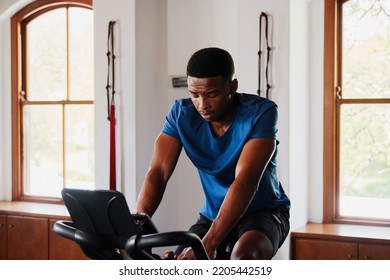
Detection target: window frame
<box><xmin>323</xmin><ymin>0</ymin><xmax>390</xmax><ymax>226</ymax></box>
<box><xmin>11</xmin><ymin>0</ymin><xmax>93</xmax><ymax>203</ymax></box>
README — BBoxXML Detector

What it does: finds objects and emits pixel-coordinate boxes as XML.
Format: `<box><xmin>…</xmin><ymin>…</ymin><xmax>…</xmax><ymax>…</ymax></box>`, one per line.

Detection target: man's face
<box><xmin>188</xmin><ymin>75</ymin><xmax>237</xmax><ymax>123</ymax></box>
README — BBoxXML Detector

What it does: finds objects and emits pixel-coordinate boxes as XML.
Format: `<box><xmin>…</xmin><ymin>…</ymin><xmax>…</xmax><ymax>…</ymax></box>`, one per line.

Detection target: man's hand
<box><xmin>177</xmin><ymin>245</ymin><xmax>216</xmax><ymax>260</ymax></box>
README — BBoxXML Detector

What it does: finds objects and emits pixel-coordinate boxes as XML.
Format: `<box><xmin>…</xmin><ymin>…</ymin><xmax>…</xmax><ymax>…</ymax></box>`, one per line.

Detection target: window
<box><xmin>324</xmin><ymin>0</ymin><xmax>390</xmax><ymax>225</ymax></box>
<box><xmin>11</xmin><ymin>0</ymin><xmax>94</xmax><ymax>202</ymax></box>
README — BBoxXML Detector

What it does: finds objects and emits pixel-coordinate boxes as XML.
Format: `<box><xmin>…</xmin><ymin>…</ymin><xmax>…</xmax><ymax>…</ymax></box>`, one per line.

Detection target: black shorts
<box><xmin>175</xmin><ymin>209</ymin><xmax>290</xmax><ymax>259</ymax></box>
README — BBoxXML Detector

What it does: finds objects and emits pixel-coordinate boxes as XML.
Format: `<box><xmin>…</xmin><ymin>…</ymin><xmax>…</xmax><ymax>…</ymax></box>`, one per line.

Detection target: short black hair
<box><xmin>186</xmin><ymin>47</ymin><xmax>235</xmax><ymax>81</ymax></box>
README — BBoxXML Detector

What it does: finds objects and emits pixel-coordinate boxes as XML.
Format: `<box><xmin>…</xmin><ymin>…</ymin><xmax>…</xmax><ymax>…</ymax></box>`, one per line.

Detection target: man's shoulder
<box><xmin>167</xmin><ymin>98</ymin><xmax>199</xmax><ymax>124</ymax></box>
<box><xmin>237</xmin><ymin>92</ymin><xmax>275</xmax><ymax>103</ymax></box>
<box><xmin>168</xmin><ymin>98</ymin><xmax>194</xmax><ymax>114</ymax></box>
<box><xmin>170</xmin><ymin>98</ymin><xmax>195</xmax><ymax>112</ymax></box>
<box><xmin>236</xmin><ymin>93</ymin><xmax>277</xmax><ymax>111</ymax></box>
<box><xmin>174</xmin><ymin>97</ymin><xmax>193</xmax><ymax>107</ymax></box>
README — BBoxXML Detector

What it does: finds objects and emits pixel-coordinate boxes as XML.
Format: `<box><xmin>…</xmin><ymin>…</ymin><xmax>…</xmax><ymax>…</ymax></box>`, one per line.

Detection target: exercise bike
<box><xmin>53</xmin><ymin>188</ymin><xmax>209</xmax><ymax>260</ymax></box>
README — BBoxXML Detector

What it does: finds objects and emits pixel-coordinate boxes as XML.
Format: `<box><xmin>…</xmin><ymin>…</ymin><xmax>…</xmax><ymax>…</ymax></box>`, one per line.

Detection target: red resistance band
<box><xmin>107</xmin><ymin>20</ymin><xmax>116</xmax><ymax>190</ymax></box>
<box><xmin>109</xmin><ymin>104</ymin><xmax>116</xmax><ymax>190</ymax></box>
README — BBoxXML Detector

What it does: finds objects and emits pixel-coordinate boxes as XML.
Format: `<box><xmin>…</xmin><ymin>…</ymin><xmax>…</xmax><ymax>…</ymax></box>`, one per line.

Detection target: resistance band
<box><xmin>257</xmin><ymin>12</ymin><xmax>271</xmax><ymax>99</ymax></box>
<box><xmin>106</xmin><ymin>20</ymin><xmax>116</xmax><ymax>190</ymax></box>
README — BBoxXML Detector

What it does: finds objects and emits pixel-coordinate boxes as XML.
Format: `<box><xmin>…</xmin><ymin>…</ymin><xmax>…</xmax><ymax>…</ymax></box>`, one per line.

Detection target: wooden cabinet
<box><xmin>293</xmin><ymin>238</ymin><xmax>358</xmax><ymax>260</ymax></box>
<box><xmin>7</xmin><ymin>215</ymin><xmax>48</xmax><ymax>260</ymax></box>
<box><xmin>291</xmin><ymin>223</ymin><xmax>390</xmax><ymax>260</ymax></box>
<box><xmin>359</xmin><ymin>243</ymin><xmax>390</xmax><ymax>260</ymax></box>
<box><xmin>49</xmin><ymin>219</ymin><xmax>89</xmax><ymax>260</ymax></box>
<box><xmin>0</xmin><ymin>215</ymin><xmax>6</xmax><ymax>259</ymax></box>
<box><xmin>0</xmin><ymin>201</ymin><xmax>89</xmax><ymax>260</ymax></box>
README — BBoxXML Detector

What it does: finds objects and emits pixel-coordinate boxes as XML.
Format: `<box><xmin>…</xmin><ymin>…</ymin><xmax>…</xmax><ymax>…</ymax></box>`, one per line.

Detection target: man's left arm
<box><xmin>178</xmin><ymin>138</ymin><xmax>276</xmax><ymax>259</ymax></box>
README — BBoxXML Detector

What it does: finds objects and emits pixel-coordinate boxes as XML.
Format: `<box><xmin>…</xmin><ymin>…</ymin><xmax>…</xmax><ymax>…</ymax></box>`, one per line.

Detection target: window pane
<box><xmin>339</xmin><ymin>104</ymin><xmax>390</xmax><ymax>219</ymax></box>
<box><xmin>24</xmin><ymin>105</ymin><xmax>63</xmax><ymax>197</ymax></box>
<box><xmin>65</xmin><ymin>105</ymin><xmax>94</xmax><ymax>189</ymax></box>
<box><xmin>27</xmin><ymin>9</ymin><xmax>67</xmax><ymax>101</ymax></box>
<box><xmin>342</xmin><ymin>0</ymin><xmax>390</xmax><ymax>98</ymax></box>
<box><xmin>68</xmin><ymin>8</ymin><xmax>94</xmax><ymax>100</ymax></box>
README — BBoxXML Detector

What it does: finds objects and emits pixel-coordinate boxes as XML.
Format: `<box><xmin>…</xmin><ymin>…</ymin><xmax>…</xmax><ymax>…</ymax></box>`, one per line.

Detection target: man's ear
<box><xmin>230</xmin><ymin>79</ymin><xmax>238</xmax><ymax>94</ymax></box>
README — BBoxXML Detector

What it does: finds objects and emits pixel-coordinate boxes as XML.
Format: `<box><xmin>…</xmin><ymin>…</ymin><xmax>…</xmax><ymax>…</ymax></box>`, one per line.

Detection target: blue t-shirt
<box><xmin>162</xmin><ymin>93</ymin><xmax>290</xmax><ymax>221</ymax></box>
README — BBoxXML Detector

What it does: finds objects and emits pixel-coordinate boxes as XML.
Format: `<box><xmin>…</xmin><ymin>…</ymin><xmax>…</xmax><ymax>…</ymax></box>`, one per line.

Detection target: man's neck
<box><xmin>209</xmin><ymin>106</ymin><xmax>235</xmax><ymax>138</ymax></box>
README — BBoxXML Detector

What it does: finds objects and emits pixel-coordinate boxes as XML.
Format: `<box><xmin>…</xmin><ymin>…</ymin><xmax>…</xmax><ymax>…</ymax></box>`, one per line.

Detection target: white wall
<box><xmin>0</xmin><ymin>0</ymin><xmax>325</xmax><ymax>259</ymax></box>
<box><xmin>290</xmin><ymin>0</ymin><xmax>311</xmax><ymax>230</ymax></box>
<box><xmin>0</xmin><ymin>0</ymin><xmax>34</xmax><ymax>200</ymax></box>
<box><xmin>167</xmin><ymin>0</ymin><xmax>238</xmax><ymax>76</ymax></box>
<box><xmin>308</xmin><ymin>0</ymin><xmax>324</xmax><ymax>223</ymax></box>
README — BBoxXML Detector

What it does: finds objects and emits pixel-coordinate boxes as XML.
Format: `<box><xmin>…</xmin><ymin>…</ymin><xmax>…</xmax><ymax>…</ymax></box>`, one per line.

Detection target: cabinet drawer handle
<box><xmin>8</xmin><ymin>224</ymin><xmax>14</xmax><ymax>228</ymax></box>
<box><xmin>347</xmin><ymin>254</ymin><xmax>354</xmax><ymax>259</ymax></box>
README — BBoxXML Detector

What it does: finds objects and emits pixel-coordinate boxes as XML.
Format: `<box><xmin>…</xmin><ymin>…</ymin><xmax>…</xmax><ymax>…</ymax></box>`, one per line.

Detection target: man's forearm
<box><xmin>135</xmin><ymin>170</ymin><xmax>167</xmax><ymax>216</ymax></box>
<box><xmin>202</xmin><ymin>178</ymin><xmax>258</xmax><ymax>255</ymax></box>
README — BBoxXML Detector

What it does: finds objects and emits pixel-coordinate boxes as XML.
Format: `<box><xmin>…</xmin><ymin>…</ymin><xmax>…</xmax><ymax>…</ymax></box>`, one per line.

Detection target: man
<box><xmin>136</xmin><ymin>47</ymin><xmax>290</xmax><ymax>260</ymax></box>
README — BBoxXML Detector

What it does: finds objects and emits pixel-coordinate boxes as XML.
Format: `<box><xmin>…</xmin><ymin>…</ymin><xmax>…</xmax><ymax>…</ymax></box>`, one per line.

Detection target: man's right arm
<box><xmin>135</xmin><ymin>132</ymin><xmax>182</xmax><ymax>217</ymax></box>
